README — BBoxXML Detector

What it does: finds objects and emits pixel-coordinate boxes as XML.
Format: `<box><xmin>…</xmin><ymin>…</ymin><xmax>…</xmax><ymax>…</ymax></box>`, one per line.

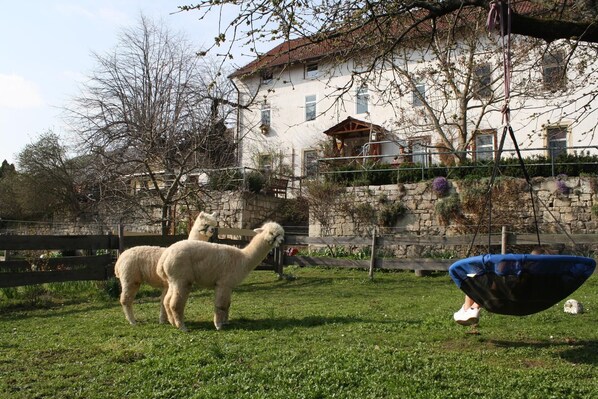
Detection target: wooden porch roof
<box><xmin>323</xmin><ymin>117</ymin><xmax>387</xmax><ymax>140</ymax></box>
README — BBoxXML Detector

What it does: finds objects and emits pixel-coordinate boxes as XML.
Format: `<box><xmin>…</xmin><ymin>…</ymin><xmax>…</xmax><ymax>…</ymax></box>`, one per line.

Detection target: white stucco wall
<box><xmin>232</xmin><ymin>35</ymin><xmax>598</xmax><ymax>179</ymax></box>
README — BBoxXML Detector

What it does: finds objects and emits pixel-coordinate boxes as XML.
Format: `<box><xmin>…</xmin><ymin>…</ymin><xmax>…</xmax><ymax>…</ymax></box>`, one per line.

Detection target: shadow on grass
<box><xmin>238</xmin><ymin>272</ymin><xmax>436</xmax><ymax>293</ymax></box>
<box><xmin>485</xmin><ymin>339</ymin><xmax>598</xmax><ymax>365</ymax></box>
<box><xmin>0</xmin><ymin>301</ymin><xmax>118</xmax><ymax>320</ymax></box>
<box><xmin>185</xmin><ymin>315</ymin><xmax>365</xmax><ymax>332</ymax></box>
<box><xmin>183</xmin><ymin>314</ymin><xmax>425</xmax><ymax>332</ymax></box>
<box><xmin>237</xmin><ymin>276</ymin><xmax>336</xmax><ymax>292</ymax></box>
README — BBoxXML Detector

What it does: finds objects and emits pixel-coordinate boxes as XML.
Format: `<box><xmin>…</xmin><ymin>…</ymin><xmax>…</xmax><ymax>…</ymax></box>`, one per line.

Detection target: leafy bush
<box><xmin>245</xmin><ymin>170</ymin><xmax>266</xmax><ymax>193</ymax></box>
<box><xmin>300</xmin><ymin>245</ymin><xmax>371</xmax><ymax>259</ymax></box>
<box><xmin>321</xmin><ymin>154</ymin><xmax>598</xmax><ymax>187</ymax></box>
<box><xmin>207</xmin><ymin>168</ymin><xmax>243</xmax><ymax>191</ymax></box>
<box><xmin>277</xmin><ymin>197</ymin><xmax>309</xmax><ymax>225</ymax></box>
<box><xmin>435</xmin><ymin>194</ymin><xmax>461</xmax><ymax>225</ymax></box>
<box><xmin>378</xmin><ymin>201</ymin><xmax>407</xmax><ymax>227</ymax></box>
<box><xmin>352</xmin><ymin>202</ymin><xmax>376</xmax><ymax>223</ymax></box>
<box><xmin>459</xmin><ymin>181</ymin><xmax>488</xmax><ymax>214</ymax></box>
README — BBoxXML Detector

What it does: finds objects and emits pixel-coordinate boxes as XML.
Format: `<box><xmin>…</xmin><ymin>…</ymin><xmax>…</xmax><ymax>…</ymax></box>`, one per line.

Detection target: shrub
<box><xmin>435</xmin><ymin>194</ymin><xmax>461</xmax><ymax>225</ymax></box>
<box><xmin>207</xmin><ymin>169</ymin><xmax>243</xmax><ymax>191</ymax></box>
<box><xmin>245</xmin><ymin>171</ymin><xmax>266</xmax><ymax>193</ymax></box>
<box><xmin>352</xmin><ymin>202</ymin><xmax>376</xmax><ymax>223</ymax></box>
<box><xmin>318</xmin><ymin>153</ymin><xmax>598</xmax><ymax>190</ymax></box>
<box><xmin>378</xmin><ymin>201</ymin><xmax>407</xmax><ymax>227</ymax></box>
<box><xmin>459</xmin><ymin>181</ymin><xmax>488</xmax><ymax>214</ymax></box>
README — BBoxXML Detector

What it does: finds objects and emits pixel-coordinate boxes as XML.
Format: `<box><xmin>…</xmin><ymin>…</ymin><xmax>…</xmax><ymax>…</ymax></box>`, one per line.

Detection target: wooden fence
<box><xmin>1</xmin><ymin>227</ymin><xmax>596</xmax><ymax>288</ymax></box>
<box><xmin>0</xmin><ymin>227</ymin><xmax>284</xmax><ymax>288</ymax></box>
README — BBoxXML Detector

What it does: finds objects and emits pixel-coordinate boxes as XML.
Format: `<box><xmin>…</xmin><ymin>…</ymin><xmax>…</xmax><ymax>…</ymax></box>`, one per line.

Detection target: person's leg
<box><xmin>463</xmin><ymin>295</ymin><xmax>479</xmax><ymax>309</ymax></box>
<box><xmin>454</xmin><ymin>295</ymin><xmax>480</xmax><ymax>325</ymax></box>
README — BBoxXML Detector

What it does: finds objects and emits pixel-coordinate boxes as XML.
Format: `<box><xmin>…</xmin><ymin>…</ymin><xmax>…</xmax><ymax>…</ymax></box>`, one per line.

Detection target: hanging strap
<box><xmin>467</xmin><ymin>1</ymin><xmax>541</xmax><ymax>256</ymax></box>
<box><xmin>487</xmin><ymin>0</ymin><xmax>512</xmax><ymax>125</ymax></box>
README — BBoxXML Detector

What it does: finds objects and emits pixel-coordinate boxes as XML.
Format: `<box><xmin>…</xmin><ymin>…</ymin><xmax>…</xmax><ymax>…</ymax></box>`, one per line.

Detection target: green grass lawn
<box><xmin>1</xmin><ymin>266</ymin><xmax>597</xmax><ymax>399</ymax></box>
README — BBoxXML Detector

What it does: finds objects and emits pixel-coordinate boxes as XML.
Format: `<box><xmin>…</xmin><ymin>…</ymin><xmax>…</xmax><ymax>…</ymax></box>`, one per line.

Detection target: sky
<box><xmin>0</xmin><ymin>1</ymin><xmax>253</xmax><ymax>166</ymax></box>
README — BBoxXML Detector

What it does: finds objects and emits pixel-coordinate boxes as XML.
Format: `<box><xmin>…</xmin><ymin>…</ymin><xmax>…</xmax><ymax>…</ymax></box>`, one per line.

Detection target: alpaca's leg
<box><xmin>213</xmin><ymin>286</ymin><xmax>232</xmax><ymax>330</ymax></box>
<box><xmin>163</xmin><ymin>285</ymin><xmax>175</xmax><ymax>325</ymax></box>
<box><xmin>159</xmin><ymin>287</ymin><xmax>168</xmax><ymax>324</ymax></box>
<box><xmin>120</xmin><ymin>281</ymin><xmax>141</xmax><ymax>325</ymax></box>
<box><xmin>168</xmin><ymin>282</ymin><xmax>192</xmax><ymax>332</ymax></box>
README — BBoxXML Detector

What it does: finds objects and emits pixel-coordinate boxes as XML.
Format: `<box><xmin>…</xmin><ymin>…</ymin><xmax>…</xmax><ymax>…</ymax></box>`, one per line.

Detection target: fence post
<box><xmin>501</xmin><ymin>226</ymin><xmax>507</xmax><ymax>254</ymax></box>
<box><xmin>275</xmin><ymin>246</ymin><xmax>284</xmax><ymax>277</ymax></box>
<box><xmin>118</xmin><ymin>224</ymin><xmax>125</xmax><ymax>256</ymax></box>
<box><xmin>368</xmin><ymin>229</ymin><xmax>377</xmax><ymax>280</ymax></box>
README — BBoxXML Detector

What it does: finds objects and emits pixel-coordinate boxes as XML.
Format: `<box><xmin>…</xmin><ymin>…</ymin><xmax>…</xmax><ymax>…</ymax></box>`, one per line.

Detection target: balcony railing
<box><xmin>317</xmin><ymin>143</ymin><xmax>598</xmax><ymax>183</ymax></box>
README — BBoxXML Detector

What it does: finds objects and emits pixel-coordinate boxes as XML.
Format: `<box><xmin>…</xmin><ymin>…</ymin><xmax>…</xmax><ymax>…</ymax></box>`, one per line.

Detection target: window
<box><xmin>409</xmin><ymin>136</ymin><xmax>431</xmax><ymax>166</ymax></box>
<box><xmin>547</xmin><ymin>125</ymin><xmax>568</xmax><ymax>158</ymax></box>
<box><xmin>305</xmin><ymin>62</ymin><xmax>319</xmax><ymax>79</ymax></box>
<box><xmin>261</xmin><ymin>102</ymin><xmax>271</xmax><ymax>126</ymax></box>
<box><xmin>303</xmin><ymin>149</ymin><xmax>318</xmax><ymax>178</ymax></box>
<box><xmin>356</xmin><ymin>85</ymin><xmax>369</xmax><ymax>114</ymax></box>
<box><xmin>305</xmin><ymin>95</ymin><xmax>316</xmax><ymax>121</ymax></box>
<box><xmin>261</xmin><ymin>70</ymin><xmax>273</xmax><ymax>85</ymax></box>
<box><xmin>474</xmin><ymin>131</ymin><xmax>496</xmax><ymax>161</ymax></box>
<box><xmin>473</xmin><ymin>64</ymin><xmax>492</xmax><ymax>99</ymax></box>
<box><xmin>412</xmin><ymin>83</ymin><xmax>425</xmax><ymax>107</ymax></box>
<box><xmin>542</xmin><ymin>50</ymin><xmax>566</xmax><ymax>91</ymax></box>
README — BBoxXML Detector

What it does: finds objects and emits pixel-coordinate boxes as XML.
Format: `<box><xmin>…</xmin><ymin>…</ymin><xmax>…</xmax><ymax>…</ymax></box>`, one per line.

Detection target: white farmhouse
<box><xmin>229</xmin><ymin>4</ymin><xmax>598</xmax><ymax>185</ymax></box>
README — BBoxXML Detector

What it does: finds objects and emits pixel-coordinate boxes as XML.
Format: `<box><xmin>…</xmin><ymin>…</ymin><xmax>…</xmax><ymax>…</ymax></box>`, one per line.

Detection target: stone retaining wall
<box><xmin>202</xmin><ymin>191</ymin><xmax>287</xmax><ymax>229</ymax></box>
<box><xmin>309</xmin><ymin>176</ymin><xmax>597</xmax><ymax>239</ymax></box>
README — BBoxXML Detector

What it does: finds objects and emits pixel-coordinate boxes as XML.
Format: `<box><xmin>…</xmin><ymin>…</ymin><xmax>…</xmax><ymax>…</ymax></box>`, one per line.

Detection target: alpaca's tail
<box><xmin>114</xmin><ymin>256</ymin><xmax>122</xmax><ymax>279</ymax></box>
<box><xmin>156</xmin><ymin>255</ymin><xmax>167</xmax><ymax>281</ymax></box>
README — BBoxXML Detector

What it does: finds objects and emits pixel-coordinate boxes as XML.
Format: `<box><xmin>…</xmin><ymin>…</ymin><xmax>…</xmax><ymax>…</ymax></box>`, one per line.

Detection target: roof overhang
<box><xmin>323</xmin><ymin>116</ymin><xmax>386</xmax><ymax>140</ymax></box>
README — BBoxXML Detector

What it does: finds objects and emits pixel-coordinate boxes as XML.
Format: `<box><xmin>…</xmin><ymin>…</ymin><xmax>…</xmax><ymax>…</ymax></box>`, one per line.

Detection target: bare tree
<box><xmin>180</xmin><ymin>1</ymin><xmax>598</xmax><ymax>51</ymax></box>
<box><xmin>66</xmin><ymin>15</ymin><xmax>237</xmax><ymax>234</ymax></box>
<box><xmin>364</xmin><ymin>9</ymin><xmax>508</xmax><ymax>163</ymax></box>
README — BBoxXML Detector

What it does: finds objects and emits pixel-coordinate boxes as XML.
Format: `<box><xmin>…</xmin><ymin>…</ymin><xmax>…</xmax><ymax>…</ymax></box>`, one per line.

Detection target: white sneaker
<box><xmin>453</xmin><ymin>306</ymin><xmax>480</xmax><ymax>326</ymax></box>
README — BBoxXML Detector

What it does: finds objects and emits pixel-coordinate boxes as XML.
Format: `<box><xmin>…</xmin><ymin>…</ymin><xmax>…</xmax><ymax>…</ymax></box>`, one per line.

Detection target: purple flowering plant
<box><xmin>556</xmin><ymin>174</ymin><xmax>570</xmax><ymax>194</ymax></box>
<box><xmin>432</xmin><ymin>176</ymin><xmax>450</xmax><ymax>197</ymax></box>
<box><xmin>556</xmin><ymin>179</ymin><xmax>570</xmax><ymax>195</ymax></box>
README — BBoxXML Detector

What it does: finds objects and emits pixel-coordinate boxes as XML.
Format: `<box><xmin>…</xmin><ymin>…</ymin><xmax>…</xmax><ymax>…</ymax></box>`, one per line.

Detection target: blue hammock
<box><xmin>449</xmin><ymin>254</ymin><xmax>596</xmax><ymax>316</ymax></box>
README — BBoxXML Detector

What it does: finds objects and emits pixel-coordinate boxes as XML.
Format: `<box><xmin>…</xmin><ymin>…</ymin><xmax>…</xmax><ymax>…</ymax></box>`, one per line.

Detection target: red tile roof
<box><xmin>230</xmin><ymin>0</ymin><xmax>570</xmax><ymax>79</ymax></box>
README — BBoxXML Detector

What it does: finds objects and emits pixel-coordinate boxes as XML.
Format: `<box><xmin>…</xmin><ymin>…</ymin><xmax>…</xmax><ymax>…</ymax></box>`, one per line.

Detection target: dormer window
<box><xmin>261</xmin><ymin>70</ymin><xmax>273</xmax><ymax>84</ymax></box>
<box><xmin>305</xmin><ymin>62</ymin><xmax>318</xmax><ymax>79</ymax></box>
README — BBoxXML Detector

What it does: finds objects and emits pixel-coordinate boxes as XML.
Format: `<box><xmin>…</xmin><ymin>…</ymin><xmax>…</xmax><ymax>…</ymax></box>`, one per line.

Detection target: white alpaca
<box><xmin>114</xmin><ymin>211</ymin><xmax>218</xmax><ymax>325</ymax></box>
<box><xmin>187</xmin><ymin>211</ymin><xmax>218</xmax><ymax>241</ymax></box>
<box><xmin>157</xmin><ymin>221</ymin><xmax>284</xmax><ymax>331</ymax></box>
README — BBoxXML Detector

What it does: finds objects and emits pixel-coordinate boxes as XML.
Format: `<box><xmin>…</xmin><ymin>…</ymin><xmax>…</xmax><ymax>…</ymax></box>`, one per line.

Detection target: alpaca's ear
<box><xmin>198</xmin><ymin>211</ymin><xmax>205</xmax><ymax>217</ymax></box>
<box><xmin>253</xmin><ymin>228</ymin><xmax>264</xmax><ymax>234</ymax></box>
<box><xmin>209</xmin><ymin>212</ymin><xmax>217</xmax><ymax>217</ymax></box>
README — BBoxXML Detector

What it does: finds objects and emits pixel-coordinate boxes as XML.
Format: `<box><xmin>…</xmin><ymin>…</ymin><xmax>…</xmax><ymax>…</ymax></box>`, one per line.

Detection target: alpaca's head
<box><xmin>253</xmin><ymin>222</ymin><xmax>285</xmax><ymax>248</ymax></box>
<box><xmin>191</xmin><ymin>211</ymin><xmax>218</xmax><ymax>239</ymax></box>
